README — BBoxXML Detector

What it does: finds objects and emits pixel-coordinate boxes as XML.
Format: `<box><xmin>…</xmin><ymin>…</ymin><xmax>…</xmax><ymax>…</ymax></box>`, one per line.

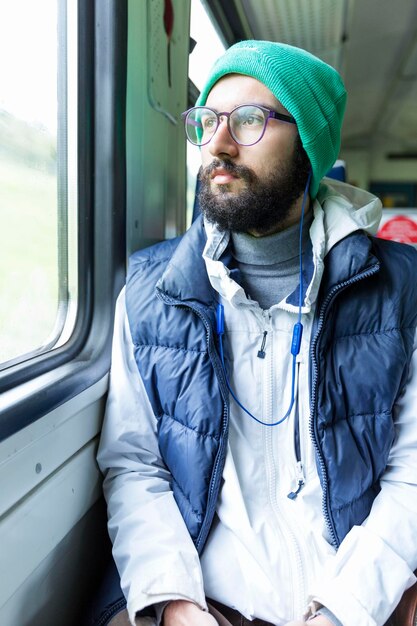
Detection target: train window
<box><xmin>186</xmin><ymin>0</ymin><xmax>226</xmax><ymax>226</ymax></box>
<box><xmin>0</xmin><ymin>0</ymin><xmax>77</xmax><ymax>369</ymax></box>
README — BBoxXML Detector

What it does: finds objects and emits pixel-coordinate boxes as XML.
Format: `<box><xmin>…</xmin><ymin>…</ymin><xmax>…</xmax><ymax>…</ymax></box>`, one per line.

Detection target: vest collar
<box><xmin>156</xmin><ymin>216</ymin><xmax>216</xmax><ymax>309</ymax></box>
<box><xmin>321</xmin><ymin>229</ymin><xmax>380</xmax><ymax>294</ymax></box>
<box><xmin>156</xmin><ymin>215</ymin><xmax>381</xmax><ymax>312</ymax></box>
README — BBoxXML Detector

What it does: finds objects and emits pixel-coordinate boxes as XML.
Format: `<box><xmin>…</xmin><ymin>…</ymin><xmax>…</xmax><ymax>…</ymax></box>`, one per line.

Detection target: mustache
<box><xmin>199</xmin><ymin>159</ymin><xmax>257</xmax><ymax>184</ymax></box>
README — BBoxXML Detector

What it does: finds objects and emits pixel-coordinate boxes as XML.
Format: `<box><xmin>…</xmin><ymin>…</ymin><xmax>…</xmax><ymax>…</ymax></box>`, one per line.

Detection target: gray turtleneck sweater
<box><xmin>230</xmin><ymin>211</ymin><xmax>313</xmax><ymax>310</ymax></box>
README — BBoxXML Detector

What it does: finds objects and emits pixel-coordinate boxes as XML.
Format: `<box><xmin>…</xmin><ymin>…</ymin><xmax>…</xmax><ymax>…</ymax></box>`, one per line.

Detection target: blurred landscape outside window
<box><xmin>186</xmin><ymin>0</ymin><xmax>226</xmax><ymax>227</ymax></box>
<box><xmin>0</xmin><ymin>0</ymin><xmax>78</xmax><ymax>368</ymax></box>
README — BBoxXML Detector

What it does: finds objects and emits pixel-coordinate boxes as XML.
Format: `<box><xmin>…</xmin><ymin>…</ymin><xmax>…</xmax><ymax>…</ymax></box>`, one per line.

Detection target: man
<box><xmin>98</xmin><ymin>41</ymin><xmax>417</xmax><ymax>626</ymax></box>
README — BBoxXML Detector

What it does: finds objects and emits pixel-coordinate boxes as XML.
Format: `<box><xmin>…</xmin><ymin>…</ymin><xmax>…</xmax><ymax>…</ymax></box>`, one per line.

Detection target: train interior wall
<box><xmin>0</xmin><ymin>1</ymin><xmax>189</xmax><ymax>624</ymax></box>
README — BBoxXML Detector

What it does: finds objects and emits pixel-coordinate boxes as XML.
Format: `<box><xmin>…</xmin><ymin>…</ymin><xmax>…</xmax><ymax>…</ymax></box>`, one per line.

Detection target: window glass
<box><xmin>186</xmin><ymin>0</ymin><xmax>226</xmax><ymax>227</ymax></box>
<box><xmin>0</xmin><ymin>0</ymin><xmax>77</xmax><ymax>367</ymax></box>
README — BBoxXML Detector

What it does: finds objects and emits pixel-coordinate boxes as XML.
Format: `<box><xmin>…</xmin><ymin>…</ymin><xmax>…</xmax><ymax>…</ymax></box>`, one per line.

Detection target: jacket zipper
<box><xmin>257</xmin><ymin>330</ymin><xmax>268</xmax><ymax>358</ymax></box>
<box><xmin>264</xmin><ymin>330</ymin><xmax>306</xmax><ymax>615</ymax></box>
<box><xmin>157</xmin><ymin>292</ymin><xmax>229</xmax><ymax>554</ymax></box>
<box><xmin>309</xmin><ymin>264</ymin><xmax>380</xmax><ymax>548</ymax></box>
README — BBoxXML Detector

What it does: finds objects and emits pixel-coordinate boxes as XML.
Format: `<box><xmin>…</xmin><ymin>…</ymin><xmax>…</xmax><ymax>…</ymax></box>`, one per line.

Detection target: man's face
<box><xmin>198</xmin><ymin>74</ymin><xmax>310</xmax><ymax>235</ymax></box>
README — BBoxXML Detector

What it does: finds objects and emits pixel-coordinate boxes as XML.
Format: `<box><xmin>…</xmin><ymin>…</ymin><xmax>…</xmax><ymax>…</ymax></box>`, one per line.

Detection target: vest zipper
<box><xmin>156</xmin><ymin>292</ymin><xmax>229</xmax><ymax>554</ymax></box>
<box><xmin>309</xmin><ymin>264</ymin><xmax>380</xmax><ymax>548</ymax></box>
<box><xmin>182</xmin><ymin>303</ymin><xmax>229</xmax><ymax>554</ymax></box>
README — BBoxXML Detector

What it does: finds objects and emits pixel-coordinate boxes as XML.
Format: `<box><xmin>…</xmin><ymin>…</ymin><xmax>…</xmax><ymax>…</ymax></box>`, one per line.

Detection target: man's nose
<box><xmin>208</xmin><ymin>118</ymin><xmax>239</xmax><ymax>158</ymax></box>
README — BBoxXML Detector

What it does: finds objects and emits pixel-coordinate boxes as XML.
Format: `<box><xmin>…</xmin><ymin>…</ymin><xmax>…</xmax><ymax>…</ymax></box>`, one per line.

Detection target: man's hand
<box><xmin>163</xmin><ymin>600</ymin><xmax>219</xmax><ymax>625</ymax></box>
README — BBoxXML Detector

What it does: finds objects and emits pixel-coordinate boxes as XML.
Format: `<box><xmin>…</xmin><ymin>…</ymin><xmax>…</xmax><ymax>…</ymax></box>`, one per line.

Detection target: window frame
<box><xmin>0</xmin><ymin>0</ymin><xmax>127</xmax><ymax>441</ymax></box>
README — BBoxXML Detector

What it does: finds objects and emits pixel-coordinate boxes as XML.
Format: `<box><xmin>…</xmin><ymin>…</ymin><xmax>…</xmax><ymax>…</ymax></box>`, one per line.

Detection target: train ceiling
<box><xmin>205</xmin><ymin>0</ymin><xmax>417</xmax><ymax>156</ymax></box>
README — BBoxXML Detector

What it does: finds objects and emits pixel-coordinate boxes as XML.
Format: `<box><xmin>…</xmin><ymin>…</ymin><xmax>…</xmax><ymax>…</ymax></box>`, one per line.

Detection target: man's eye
<box><xmin>242</xmin><ymin>114</ymin><xmax>263</xmax><ymax>127</ymax></box>
<box><xmin>202</xmin><ymin>116</ymin><xmax>217</xmax><ymax>130</ymax></box>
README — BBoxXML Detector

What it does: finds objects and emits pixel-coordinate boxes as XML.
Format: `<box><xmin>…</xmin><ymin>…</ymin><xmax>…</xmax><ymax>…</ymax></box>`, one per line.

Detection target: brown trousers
<box><xmin>107</xmin><ymin>601</ymin><xmax>273</xmax><ymax>626</ymax></box>
<box><xmin>107</xmin><ymin>588</ymin><xmax>417</xmax><ymax>626</ymax></box>
<box><xmin>208</xmin><ymin>599</ymin><xmax>274</xmax><ymax>626</ymax></box>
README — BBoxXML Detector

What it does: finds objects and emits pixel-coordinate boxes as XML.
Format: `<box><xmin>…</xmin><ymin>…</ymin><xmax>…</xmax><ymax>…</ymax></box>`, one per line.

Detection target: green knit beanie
<box><xmin>196</xmin><ymin>40</ymin><xmax>347</xmax><ymax>198</ymax></box>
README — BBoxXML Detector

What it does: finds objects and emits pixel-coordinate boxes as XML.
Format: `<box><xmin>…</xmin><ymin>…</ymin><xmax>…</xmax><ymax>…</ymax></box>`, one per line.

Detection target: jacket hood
<box><xmin>317</xmin><ymin>178</ymin><xmax>382</xmax><ymax>255</ymax></box>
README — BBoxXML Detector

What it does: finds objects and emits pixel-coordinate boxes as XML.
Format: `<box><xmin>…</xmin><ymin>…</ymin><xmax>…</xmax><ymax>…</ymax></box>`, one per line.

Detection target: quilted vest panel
<box><xmin>313</xmin><ymin>233</ymin><xmax>417</xmax><ymax>545</ymax></box>
<box><xmin>126</xmin><ymin>220</ymin><xmax>228</xmax><ymax>551</ymax></box>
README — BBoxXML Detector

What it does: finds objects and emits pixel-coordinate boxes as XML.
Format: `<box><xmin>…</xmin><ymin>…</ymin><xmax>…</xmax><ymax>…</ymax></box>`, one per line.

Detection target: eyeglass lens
<box><xmin>185</xmin><ymin>105</ymin><xmax>268</xmax><ymax>146</ymax></box>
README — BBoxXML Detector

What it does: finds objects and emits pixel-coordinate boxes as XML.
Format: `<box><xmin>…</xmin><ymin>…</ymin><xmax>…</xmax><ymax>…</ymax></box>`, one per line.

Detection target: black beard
<box><xmin>198</xmin><ymin>137</ymin><xmax>311</xmax><ymax>235</ymax></box>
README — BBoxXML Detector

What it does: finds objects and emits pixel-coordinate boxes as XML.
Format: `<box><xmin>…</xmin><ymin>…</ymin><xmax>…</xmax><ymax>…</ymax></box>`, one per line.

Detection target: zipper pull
<box><xmin>287</xmin><ymin>462</ymin><xmax>305</xmax><ymax>500</ymax></box>
<box><xmin>257</xmin><ymin>331</ymin><xmax>268</xmax><ymax>359</ymax></box>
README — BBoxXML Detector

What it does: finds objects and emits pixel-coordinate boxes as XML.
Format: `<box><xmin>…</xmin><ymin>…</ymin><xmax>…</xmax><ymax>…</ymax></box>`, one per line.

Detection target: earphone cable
<box><xmin>216</xmin><ymin>169</ymin><xmax>312</xmax><ymax>427</ymax></box>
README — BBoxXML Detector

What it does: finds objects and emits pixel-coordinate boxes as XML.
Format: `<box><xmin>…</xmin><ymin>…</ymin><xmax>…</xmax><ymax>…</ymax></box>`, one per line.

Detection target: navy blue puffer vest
<box><xmin>126</xmin><ymin>216</ymin><xmax>417</xmax><ymax>551</ymax></box>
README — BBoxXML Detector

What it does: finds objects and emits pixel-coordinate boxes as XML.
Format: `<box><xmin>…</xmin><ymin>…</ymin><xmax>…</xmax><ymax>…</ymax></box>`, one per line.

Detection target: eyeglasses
<box><xmin>181</xmin><ymin>104</ymin><xmax>296</xmax><ymax>147</ymax></box>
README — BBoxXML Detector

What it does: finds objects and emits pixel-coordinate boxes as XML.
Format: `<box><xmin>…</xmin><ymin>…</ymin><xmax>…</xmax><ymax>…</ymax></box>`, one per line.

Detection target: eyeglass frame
<box><xmin>181</xmin><ymin>103</ymin><xmax>297</xmax><ymax>147</ymax></box>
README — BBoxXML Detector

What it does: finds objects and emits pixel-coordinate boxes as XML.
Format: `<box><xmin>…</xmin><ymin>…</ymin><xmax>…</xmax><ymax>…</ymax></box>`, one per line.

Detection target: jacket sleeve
<box><xmin>309</xmin><ymin>328</ymin><xmax>417</xmax><ymax>626</ymax></box>
<box><xmin>97</xmin><ymin>289</ymin><xmax>207</xmax><ymax>626</ymax></box>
